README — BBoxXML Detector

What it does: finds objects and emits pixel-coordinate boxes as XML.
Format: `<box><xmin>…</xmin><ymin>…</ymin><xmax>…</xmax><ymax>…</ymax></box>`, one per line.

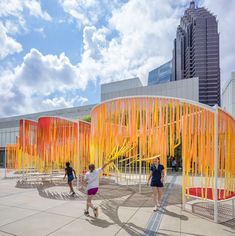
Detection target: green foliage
<box><xmin>82</xmin><ymin>115</ymin><xmax>91</xmax><ymax>122</ymax></box>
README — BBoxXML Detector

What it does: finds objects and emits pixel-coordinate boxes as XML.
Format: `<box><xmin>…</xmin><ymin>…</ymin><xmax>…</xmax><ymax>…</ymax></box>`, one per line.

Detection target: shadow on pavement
<box><xmin>98</xmin><ymin>192</ymin><xmax>152</xmax><ymax>236</ymax></box>
<box><xmin>85</xmin><ymin>215</ymin><xmax>114</xmax><ymax>228</ymax></box>
<box><xmin>221</xmin><ymin>218</ymin><xmax>235</xmax><ymax>230</ymax></box>
<box><xmin>156</xmin><ymin>229</ymin><xmax>206</xmax><ymax>236</ymax></box>
<box><xmin>157</xmin><ymin>207</ymin><xmax>188</xmax><ymax>221</ymax></box>
<box><xmin>15</xmin><ymin>178</ymin><xmax>183</xmax><ymax>208</ymax></box>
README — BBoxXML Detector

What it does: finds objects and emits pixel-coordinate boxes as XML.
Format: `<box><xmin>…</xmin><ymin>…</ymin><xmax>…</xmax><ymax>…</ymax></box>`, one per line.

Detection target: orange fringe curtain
<box><xmin>6</xmin><ymin>117</ymin><xmax>90</xmax><ymax>174</ymax></box>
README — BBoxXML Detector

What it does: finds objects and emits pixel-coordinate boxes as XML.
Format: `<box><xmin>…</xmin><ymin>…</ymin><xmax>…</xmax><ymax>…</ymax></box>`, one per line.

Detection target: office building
<box><xmin>172</xmin><ymin>1</ymin><xmax>220</xmax><ymax>106</ymax></box>
<box><xmin>148</xmin><ymin>60</ymin><xmax>172</xmax><ymax>85</ymax></box>
<box><xmin>101</xmin><ymin>77</ymin><xmax>199</xmax><ymax>102</ymax></box>
<box><xmin>222</xmin><ymin>72</ymin><xmax>235</xmax><ymax>118</ymax></box>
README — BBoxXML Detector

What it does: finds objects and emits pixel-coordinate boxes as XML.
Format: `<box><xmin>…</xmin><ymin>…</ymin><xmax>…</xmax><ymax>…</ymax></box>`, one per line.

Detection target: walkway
<box><xmin>0</xmin><ymin>170</ymin><xmax>234</xmax><ymax>236</ymax></box>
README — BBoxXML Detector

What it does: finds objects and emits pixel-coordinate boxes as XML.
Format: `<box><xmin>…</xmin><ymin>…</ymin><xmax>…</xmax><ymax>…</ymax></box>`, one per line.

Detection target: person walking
<box><xmin>82</xmin><ymin>159</ymin><xmax>113</xmax><ymax>217</ymax></box>
<box><xmin>64</xmin><ymin>161</ymin><xmax>77</xmax><ymax>196</ymax></box>
<box><xmin>172</xmin><ymin>158</ymin><xmax>177</xmax><ymax>172</ymax></box>
<box><xmin>147</xmin><ymin>157</ymin><xmax>165</xmax><ymax>211</ymax></box>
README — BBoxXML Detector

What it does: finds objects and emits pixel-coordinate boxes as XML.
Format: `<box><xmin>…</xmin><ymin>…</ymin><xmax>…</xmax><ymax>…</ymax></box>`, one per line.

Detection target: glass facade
<box><xmin>0</xmin><ymin>126</ymin><xmax>19</xmax><ymax>167</ymax></box>
<box><xmin>148</xmin><ymin>60</ymin><xmax>172</xmax><ymax>85</ymax></box>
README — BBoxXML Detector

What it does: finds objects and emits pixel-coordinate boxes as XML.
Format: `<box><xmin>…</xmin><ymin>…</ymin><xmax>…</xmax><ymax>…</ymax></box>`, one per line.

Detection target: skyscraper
<box><xmin>172</xmin><ymin>1</ymin><xmax>220</xmax><ymax>106</ymax></box>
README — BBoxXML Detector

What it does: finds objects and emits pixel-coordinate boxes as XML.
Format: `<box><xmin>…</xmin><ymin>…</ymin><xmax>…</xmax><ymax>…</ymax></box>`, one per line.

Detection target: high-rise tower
<box><xmin>172</xmin><ymin>1</ymin><xmax>220</xmax><ymax>106</ymax></box>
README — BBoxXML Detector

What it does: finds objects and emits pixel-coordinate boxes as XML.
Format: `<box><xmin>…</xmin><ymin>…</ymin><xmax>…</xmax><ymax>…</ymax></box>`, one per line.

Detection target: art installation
<box><xmin>6</xmin><ymin>117</ymin><xmax>90</xmax><ymax>175</ymax></box>
<box><xmin>91</xmin><ymin>97</ymin><xmax>235</xmax><ymax>202</ymax></box>
<box><xmin>5</xmin><ymin>97</ymin><xmax>235</xmax><ymax>207</ymax></box>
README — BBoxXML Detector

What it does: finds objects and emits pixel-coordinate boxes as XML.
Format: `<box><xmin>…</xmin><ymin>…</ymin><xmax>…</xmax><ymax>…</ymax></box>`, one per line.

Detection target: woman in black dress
<box><xmin>147</xmin><ymin>157</ymin><xmax>165</xmax><ymax>211</ymax></box>
<box><xmin>63</xmin><ymin>162</ymin><xmax>77</xmax><ymax>195</ymax></box>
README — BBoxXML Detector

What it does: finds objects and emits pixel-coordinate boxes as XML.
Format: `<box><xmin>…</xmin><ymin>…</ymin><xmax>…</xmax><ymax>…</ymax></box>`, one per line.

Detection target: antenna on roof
<box><xmin>190</xmin><ymin>0</ymin><xmax>196</xmax><ymax>9</ymax></box>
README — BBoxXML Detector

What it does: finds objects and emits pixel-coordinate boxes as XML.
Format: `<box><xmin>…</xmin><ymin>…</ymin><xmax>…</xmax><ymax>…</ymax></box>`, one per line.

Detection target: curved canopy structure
<box><xmin>7</xmin><ymin>117</ymin><xmax>90</xmax><ymax>174</ymax></box>
<box><xmin>91</xmin><ymin>96</ymin><xmax>235</xmax><ymax>201</ymax></box>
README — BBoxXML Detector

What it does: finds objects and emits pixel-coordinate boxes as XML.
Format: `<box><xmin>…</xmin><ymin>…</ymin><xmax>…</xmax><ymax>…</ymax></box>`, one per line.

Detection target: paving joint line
<box><xmin>0</xmin><ymin>189</ymin><xmax>36</xmax><ymax>199</ymax></box>
<box><xmin>0</xmin><ymin>229</ymin><xmax>17</xmax><ymax>236</ymax></box>
<box><xmin>142</xmin><ymin>175</ymin><xmax>177</xmax><ymax>236</ymax></box>
<box><xmin>114</xmin><ymin>195</ymin><xmax>150</xmax><ymax>235</ymax></box>
<box><xmin>46</xmin><ymin>214</ymin><xmax>85</xmax><ymax>236</ymax></box>
<box><xmin>45</xmin><ymin>189</ymin><xmax>110</xmax><ymax>236</ymax></box>
<box><xmin>0</xmin><ymin>198</ymin><xmax>71</xmax><ymax>213</ymax></box>
<box><xmin>0</xmin><ymin>199</ymin><xmax>70</xmax><ymax>228</ymax></box>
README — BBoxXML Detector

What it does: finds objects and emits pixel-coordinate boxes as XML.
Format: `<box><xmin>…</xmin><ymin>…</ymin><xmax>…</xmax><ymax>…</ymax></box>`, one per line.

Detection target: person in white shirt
<box><xmin>82</xmin><ymin>159</ymin><xmax>113</xmax><ymax>217</ymax></box>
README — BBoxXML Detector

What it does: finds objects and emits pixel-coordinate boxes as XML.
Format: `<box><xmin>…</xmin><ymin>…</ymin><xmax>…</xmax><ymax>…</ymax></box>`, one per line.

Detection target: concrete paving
<box><xmin>0</xmin><ymin>170</ymin><xmax>234</xmax><ymax>236</ymax></box>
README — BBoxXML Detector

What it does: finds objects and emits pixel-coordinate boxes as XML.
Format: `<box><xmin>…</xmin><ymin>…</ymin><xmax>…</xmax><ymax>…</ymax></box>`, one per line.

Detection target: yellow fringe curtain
<box><xmin>5</xmin><ymin>97</ymin><xmax>235</xmax><ymax>201</ymax></box>
<box><xmin>91</xmin><ymin>97</ymin><xmax>235</xmax><ymax>200</ymax></box>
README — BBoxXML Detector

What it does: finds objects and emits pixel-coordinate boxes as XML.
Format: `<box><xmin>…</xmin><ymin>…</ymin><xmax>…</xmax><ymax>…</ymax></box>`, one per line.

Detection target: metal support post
<box><xmin>4</xmin><ymin>130</ymin><xmax>7</xmax><ymax>178</ymax></box>
<box><xmin>139</xmin><ymin>137</ymin><xmax>142</xmax><ymax>193</ymax></box>
<box><xmin>214</xmin><ymin>105</ymin><xmax>218</xmax><ymax>223</ymax></box>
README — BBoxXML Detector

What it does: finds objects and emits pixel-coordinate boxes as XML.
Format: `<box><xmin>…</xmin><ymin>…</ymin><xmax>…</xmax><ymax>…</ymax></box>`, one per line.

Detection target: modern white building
<box><xmin>222</xmin><ymin>72</ymin><xmax>235</xmax><ymax>118</ymax></box>
<box><xmin>101</xmin><ymin>77</ymin><xmax>199</xmax><ymax>102</ymax></box>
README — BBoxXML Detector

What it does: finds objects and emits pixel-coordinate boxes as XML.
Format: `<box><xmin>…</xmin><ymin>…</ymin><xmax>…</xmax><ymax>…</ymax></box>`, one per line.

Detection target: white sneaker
<box><xmin>153</xmin><ymin>206</ymin><xmax>158</xmax><ymax>212</ymax></box>
<box><xmin>93</xmin><ymin>207</ymin><xmax>98</xmax><ymax>217</ymax></box>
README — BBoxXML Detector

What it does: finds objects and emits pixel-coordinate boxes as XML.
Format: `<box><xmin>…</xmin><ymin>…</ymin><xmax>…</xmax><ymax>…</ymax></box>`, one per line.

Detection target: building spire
<box><xmin>190</xmin><ymin>1</ymin><xmax>196</xmax><ymax>9</ymax></box>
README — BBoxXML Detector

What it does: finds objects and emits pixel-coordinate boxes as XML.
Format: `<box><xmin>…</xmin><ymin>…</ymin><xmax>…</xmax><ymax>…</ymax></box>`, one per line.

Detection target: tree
<box><xmin>82</xmin><ymin>115</ymin><xmax>91</xmax><ymax>122</ymax></box>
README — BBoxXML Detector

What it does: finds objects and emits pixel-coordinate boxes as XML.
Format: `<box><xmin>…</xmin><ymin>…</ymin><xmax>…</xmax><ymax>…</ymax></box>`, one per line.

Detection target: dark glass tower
<box><xmin>172</xmin><ymin>1</ymin><xmax>220</xmax><ymax>106</ymax></box>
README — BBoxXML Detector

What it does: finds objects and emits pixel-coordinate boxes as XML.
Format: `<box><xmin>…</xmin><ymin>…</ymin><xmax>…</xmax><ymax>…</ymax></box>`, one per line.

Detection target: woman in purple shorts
<box><xmin>83</xmin><ymin>160</ymin><xmax>113</xmax><ymax>217</ymax></box>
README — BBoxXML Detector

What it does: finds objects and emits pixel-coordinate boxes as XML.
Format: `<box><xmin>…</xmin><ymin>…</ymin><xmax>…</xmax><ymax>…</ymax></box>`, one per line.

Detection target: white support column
<box><xmin>4</xmin><ymin>130</ymin><xmax>7</xmax><ymax>178</ymax></box>
<box><xmin>139</xmin><ymin>157</ymin><xmax>142</xmax><ymax>193</ymax></box>
<box><xmin>116</xmin><ymin>159</ymin><xmax>119</xmax><ymax>184</ymax></box>
<box><xmin>182</xmin><ymin>193</ymin><xmax>186</xmax><ymax>210</ymax></box>
<box><xmin>4</xmin><ymin>146</ymin><xmax>7</xmax><ymax>178</ymax></box>
<box><xmin>139</xmin><ymin>138</ymin><xmax>142</xmax><ymax>193</ymax></box>
<box><xmin>22</xmin><ymin>120</ymin><xmax>26</xmax><ymax>180</ymax></box>
<box><xmin>214</xmin><ymin>105</ymin><xmax>218</xmax><ymax>223</ymax></box>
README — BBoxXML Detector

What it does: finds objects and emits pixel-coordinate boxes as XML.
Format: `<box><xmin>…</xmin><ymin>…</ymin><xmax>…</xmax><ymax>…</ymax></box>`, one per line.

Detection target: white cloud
<box><xmin>77</xmin><ymin>0</ymin><xmax>187</xmax><ymax>85</ymax></box>
<box><xmin>59</xmin><ymin>0</ymin><xmax>122</xmax><ymax>27</ymax></box>
<box><xmin>4</xmin><ymin>20</ymin><xmax>22</xmax><ymax>35</ymax></box>
<box><xmin>66</xmin><ymin>0</ymin><xmax>235</xmax><ymax>86</ymax></box>
<box><xmin>34</xmin><ymin>27</ymin><xmax>46</xmax><ymax>38</ymax></box>
<box><xmin>0</xmin><ymin>0</ymin><xmax>23</xmax><ymax>18</ymax></box>
<box><xmin>0</xmin><ymin>0</ymin><xmax>51</xmax><ymax>21</ymax></box>
<box><xmin>0</xmin><ymin>23</ymin><xmax>22</xmax><ymax>59</ymax></box>
<box><xmin>0</xmin><ymin>49</ymin><xmax>88</xmax><ymax>116</ymax></box>
<box><xmin>0</xmin><ymin>0</ymin><xmax>52</xmax><ymax>59</ymax></box>
<box><xmin>42</xmin><ymin>95</ymin><xmax>88</xmax><ymax>109</ymax></box>
<box><xmin>16</xmin><ymin>48</ymin><xmax>87</xmax><ymax>93</ymax></box>
<box><xmin>59</xmin><ymin>0</ymin><xmax>96</xmax><ymax>26</ymax></box>
<box><xmin>24</xmin><ymin>0</ymin><xmax>52</xmax><ymax>21</ymax></box>
<box><xmin>1</xmin><ymin>0</ymin><xmax>234</xmax><ymax>117</ymax></box>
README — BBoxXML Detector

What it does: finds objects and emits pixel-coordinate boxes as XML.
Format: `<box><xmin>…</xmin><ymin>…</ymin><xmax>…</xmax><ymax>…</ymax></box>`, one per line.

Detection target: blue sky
<box><xmin>0</xmin><ymin>0</ymin><xmax>235</xmax><ymax>117</ymax></box>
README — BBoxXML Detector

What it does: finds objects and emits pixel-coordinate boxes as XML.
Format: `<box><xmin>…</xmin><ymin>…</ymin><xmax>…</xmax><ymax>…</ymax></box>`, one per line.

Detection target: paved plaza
<box><xmin>0</xmin><ymin>170</ymin><xmax>234</xmax><ymax>236</ymax></box>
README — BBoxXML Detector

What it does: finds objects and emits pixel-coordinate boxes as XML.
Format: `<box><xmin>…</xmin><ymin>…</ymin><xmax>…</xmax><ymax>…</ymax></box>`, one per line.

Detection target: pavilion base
<box><xmin>184</xmin><ymin>187</ymin><xmax>235</xmax><ymax>223</ymax></box>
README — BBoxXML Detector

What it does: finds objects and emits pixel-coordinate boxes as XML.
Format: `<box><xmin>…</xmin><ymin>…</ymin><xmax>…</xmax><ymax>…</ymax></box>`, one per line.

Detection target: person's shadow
<box><xmin>158</xmin><ymin>207</ymin><xmax>188</xmax><ymax>221</ymax></box>
<box><xmin>93</xmin><ymin>191</ymin><xmax>155</xmax><ymax>236</ymax></box>
<box><xmin>85</xmin><ymin>215</ymin><xmax>114</xmax><ymax>228</ymax></box>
